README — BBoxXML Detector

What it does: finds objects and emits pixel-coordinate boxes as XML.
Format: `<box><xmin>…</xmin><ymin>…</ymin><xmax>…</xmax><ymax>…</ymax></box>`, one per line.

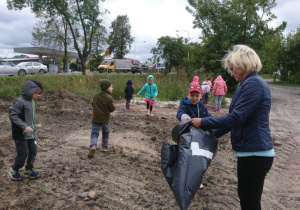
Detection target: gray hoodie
<box><xmin>9</xmin><ymin>80</ymin><xmax>42</xmax><ymax>140</ymax></box>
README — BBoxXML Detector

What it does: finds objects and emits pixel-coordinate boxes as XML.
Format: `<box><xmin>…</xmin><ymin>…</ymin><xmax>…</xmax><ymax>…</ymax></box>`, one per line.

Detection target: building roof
<box><xmin>14</xmin><ymin>47</ymin><xmax>78</xmax><ymax>59</ymax></box>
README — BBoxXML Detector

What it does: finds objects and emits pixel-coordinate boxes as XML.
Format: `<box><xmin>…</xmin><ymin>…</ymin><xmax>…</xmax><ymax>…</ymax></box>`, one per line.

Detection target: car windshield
<box><xmin>101</xmin><ymin>61</ymin><xmax>110</xmax><ymax>65</ymax></box>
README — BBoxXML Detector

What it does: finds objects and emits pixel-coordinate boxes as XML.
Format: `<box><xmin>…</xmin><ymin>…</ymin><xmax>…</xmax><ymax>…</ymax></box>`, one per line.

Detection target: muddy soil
<box><xmin>0</xmin><ymin>82</ymin><xmax>299</xmax><ymax>210</ymax></box>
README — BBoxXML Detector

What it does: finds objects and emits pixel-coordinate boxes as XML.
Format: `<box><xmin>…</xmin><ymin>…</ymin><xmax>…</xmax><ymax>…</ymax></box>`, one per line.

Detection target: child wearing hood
<box><xmin>177</xmin><ymin>76</ymin><xmax>213</xmax><ymax>122</ymax></box>
<box><xmin>212</xmin><ymin>75</ymin><xmax>227</xmax><ymax>111</ymax></box>
<box><xmin>9</xmin><ymin>79</ymin><xmax>43</xmax><ymax>180</ymax></box>
<box><xmin>176</xmin><ymin>76</ymin><xmax>214</xmax><ymax>189</ymax></box>
<box><xmin>124</xmin><ymin>80</ymin><xmax>134</xmax><ymax>110</ymax></box>
<box><xmin>137</xmin><ymin>75</ymin><xmax>158</xmax><ymax>116</ymax></box>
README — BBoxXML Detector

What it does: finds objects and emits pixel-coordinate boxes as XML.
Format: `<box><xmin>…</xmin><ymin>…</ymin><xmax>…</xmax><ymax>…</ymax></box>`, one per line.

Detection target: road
<box><xmin>262</xmin><ymin>81</ymin><xmax>300</xmax><ymax>209</ymax></box>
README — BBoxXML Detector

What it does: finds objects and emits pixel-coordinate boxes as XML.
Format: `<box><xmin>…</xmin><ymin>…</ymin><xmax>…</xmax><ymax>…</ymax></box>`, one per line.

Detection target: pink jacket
<box><xmin>213</xmin><ymin>75</ymin><xmax>227</xmax><ymax>96</ymax></box>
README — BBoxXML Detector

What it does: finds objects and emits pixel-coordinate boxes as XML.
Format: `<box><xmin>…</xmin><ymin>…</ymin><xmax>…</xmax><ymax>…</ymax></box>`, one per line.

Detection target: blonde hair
<box><xmin>222</xmin><ymin>45</ymin><xmax>262</xmax><ymax>73</ymax></box>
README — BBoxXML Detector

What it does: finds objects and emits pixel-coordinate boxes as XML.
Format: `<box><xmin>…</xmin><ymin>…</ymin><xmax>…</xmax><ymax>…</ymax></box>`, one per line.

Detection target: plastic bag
<box><xmin>161</xmin><ymin>121</ymin><xmax>218</xmax><ymax>210</ymax></box>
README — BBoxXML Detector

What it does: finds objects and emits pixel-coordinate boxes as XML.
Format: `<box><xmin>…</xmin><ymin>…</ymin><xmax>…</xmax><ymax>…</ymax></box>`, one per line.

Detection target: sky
<box><xmin>0</xmin><ymin>0</ymin><xmax>299</xmax><ymax>63</ymax></box>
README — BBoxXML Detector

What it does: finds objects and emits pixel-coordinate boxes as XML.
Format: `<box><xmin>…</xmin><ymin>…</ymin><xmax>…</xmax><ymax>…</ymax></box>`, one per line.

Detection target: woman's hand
<box><xmin>191</xmin><ymin>118</ymin><xmax>202</xmax><ymax>127</ymax></box>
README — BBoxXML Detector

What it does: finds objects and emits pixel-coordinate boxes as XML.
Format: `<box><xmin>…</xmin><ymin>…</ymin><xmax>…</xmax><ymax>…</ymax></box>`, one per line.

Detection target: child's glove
<box><xmin>24</xmin><ymin>126</ymin><xmax>33</xmax><ymax>134</ymax></box>
<box><xmin>181</xmin><ymin>114</ymin><xmax>191</xmax><ymax>122</ymax></box>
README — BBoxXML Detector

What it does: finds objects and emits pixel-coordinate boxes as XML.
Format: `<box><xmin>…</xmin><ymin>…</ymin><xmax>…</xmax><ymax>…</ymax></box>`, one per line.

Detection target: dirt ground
<box><xmin>0</xmin><ymin>81</ymin><xmax>299</xmax><ymax>210</ymax></box>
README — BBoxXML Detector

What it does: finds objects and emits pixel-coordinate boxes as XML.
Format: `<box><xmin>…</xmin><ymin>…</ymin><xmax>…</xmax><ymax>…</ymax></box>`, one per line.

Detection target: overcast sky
<box><xmin>0</xmin><ymin>0</ymin><xmax>299</xmax><ymax>63</ymax></box>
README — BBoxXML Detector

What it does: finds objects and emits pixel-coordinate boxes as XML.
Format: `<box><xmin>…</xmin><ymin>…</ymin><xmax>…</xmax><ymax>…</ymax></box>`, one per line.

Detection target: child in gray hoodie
<box><xmin>9</xmin><ymin>79</ymin><xmax>43</xmax><ymax>180</ymax></box>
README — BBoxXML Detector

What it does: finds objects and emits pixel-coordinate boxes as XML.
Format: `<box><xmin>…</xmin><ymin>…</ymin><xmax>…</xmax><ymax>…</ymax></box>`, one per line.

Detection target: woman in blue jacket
<box><xmin>191</xmin><ymin>45</ymin><xmax>274</xmax><ymax>210</ymax></box>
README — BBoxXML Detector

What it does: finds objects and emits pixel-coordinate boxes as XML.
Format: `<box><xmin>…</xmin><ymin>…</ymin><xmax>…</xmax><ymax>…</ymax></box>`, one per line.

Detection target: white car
<box><xmin>17</xmin><ymin>62</ymin><xmax>48</xmax><ymax>75</ymax></box>
<box><xmin>0</xmin><ymin>60</ymin><xmax>21</xmax><ymax>76</ymax></box>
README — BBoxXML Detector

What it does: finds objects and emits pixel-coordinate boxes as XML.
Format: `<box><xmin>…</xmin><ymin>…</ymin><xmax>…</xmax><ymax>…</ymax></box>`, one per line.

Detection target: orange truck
<box><xmin>98</xmin><ymin>59</ymin><xmax>132</xmax><ymax>73</ymax></box>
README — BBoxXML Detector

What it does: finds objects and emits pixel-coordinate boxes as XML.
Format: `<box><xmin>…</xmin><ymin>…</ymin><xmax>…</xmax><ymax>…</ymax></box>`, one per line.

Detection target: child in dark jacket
<box><xmin>176</xmin><ymin>76</ymin><xmax>214</xmax><ymax>189</ymax></box>
<box><xmin>88</xmin><ymin>79</ymin><xmax>115</xmax><ymax>158</ymax></box>
<box><xmin>9</xmin><ymin>79</ymin><xmax>43</xmax><ymax>180</ymax></box>
<box><xmin>177</xmin><ymin>76</ymin><xmax>213</xmax><ymax>122</ymax></box>
<box><xmin>124</xmin><ymin>80</ymin><xmax>134</xmax><ymax>110</ymax></box>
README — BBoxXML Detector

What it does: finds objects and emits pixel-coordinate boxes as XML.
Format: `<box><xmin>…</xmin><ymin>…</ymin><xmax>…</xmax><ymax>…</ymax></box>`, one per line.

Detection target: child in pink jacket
<box><xmin>212</xmin><ymin>75</ymin><xmax>227</xmax><ymax>111</ymax></box>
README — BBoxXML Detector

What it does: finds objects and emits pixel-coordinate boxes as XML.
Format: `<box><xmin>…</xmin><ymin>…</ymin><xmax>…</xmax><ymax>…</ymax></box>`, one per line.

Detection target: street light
<box><xmin>134</xmin><ymin>41</ymin><xmax>146</xmax><ymax>64</ymax></box>
<box><xmin>176</xmin><ymin>30</ymin><xmax>190</xmax><ymax>59</ymax></box>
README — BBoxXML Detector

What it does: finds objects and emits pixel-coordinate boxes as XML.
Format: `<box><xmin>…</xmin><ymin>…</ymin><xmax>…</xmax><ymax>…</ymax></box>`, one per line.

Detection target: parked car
<box><xmin>131</xmin><ymin>64</ymin><xmax>143</xmax><ymax>74</ymax></box>
<box><xmin>16</xmin><ymin>62</ymin><xmax>48</xmax><ymax>75</ymax></box>
<box><xmin>141</xmin><ymin>65</ymin><xmax>149</xmax><ymax>72</ymax></box>
<box><xmin>0</xmin><ymin>60</ymin><xmax>22</xmax><ymax>76</ymax></box>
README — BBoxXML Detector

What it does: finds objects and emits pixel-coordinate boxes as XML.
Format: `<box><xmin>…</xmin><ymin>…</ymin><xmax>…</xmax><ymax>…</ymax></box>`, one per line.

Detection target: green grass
<box><xmin>0</xmin><ymin>73</ymin><xmax>232</xmax><ymax>107</ymax></box>
<box><xmin>0</xmin><ymin>73</ymin><xmax>196</xmax><ymax>101</ymax></box>
<box><xmin>260</xmin><ymin>74</ymin><xmax>274</xmax><ymax>79</ymax></box>
<box><xmin>273</xmin><ymin>81</ymin><xmax>300</xmax><ymax>87</ymax></box>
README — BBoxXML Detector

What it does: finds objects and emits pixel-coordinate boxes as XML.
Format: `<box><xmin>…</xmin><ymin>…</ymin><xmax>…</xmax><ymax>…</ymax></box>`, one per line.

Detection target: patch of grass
<box><xmin>0</xmin><ymin>73</ymin><xmax>194</xmax><ymax>101</ymax></box>
<box><xmin>260</xmin><ymin>74</ymin><xmax>273</xmax><ymax>79</ymax></box>
<box><xmin>273</xmin><ymin>81</ymin><xmax>300</xmax><ymax>87</ymax></box>
<box><xmin>0</xmin><ymin>73</ymin><xmax>240</xmax><ymax>102</ymax></box>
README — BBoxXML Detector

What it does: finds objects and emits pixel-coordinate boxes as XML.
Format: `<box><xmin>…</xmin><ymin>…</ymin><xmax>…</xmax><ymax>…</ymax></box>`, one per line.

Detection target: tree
<box><xmin>87</xmin><ymin>25</ymin><xmax>107</xmax><ymax>70</ymax></box>
<box><xmin>107</xmin><ymin>15</ymin><xmax>134</xmax><ymax>59</ymax></box>
<box><xmin>281</xmin><ymin>28</ymin><xmax>300</xmax><ymax>82</ymax></box>
<box><xmin>258</xmin><ymin>34</ymin><xmax>283</xmax><ymax>75</ymax></box>
<box><xmin>32</xmin><ymin>15</ymin><xmax>73</xmax><ymax>72</ymax></box>
<box><xmin>7</xmin><ymin>0</ymin><xmax>107</xmax><ymax>75</ymax></box>
<box><xmin>151</xmin><ymin>36</ymin><xmax>188</xmax><ymax>72</ymax></box>
<box><xmin>186</xmin><ymin>0</ymin><xmax>286</xmax><ymax>73</ymax></box>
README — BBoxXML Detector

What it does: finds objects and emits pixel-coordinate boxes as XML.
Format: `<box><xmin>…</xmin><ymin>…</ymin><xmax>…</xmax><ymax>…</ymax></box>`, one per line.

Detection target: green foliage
<box><xmin>7</xmin><ymin>0</ymin><xmax>107</xmax><ymax>75</ymax></box>
<box><xmin>151</xmin><ymin>36</ymin><xmax>188</xmax><ymax>72</ymax></box>
<box><xmin>87</xmin><ymin>25</ymin><xmax>107</xmax><ymax>70</ymax></box>
<box><xmin>108</xmin><ymin>15</ymin><xmax>134</xmax><ymax>59</ymax></box>
<box><xmin>280</xmin><ymin>27</ymin><xmax>300</xmax><ymax>83</ymax></box>
<box><xmin>260</xmin><ymin>74</ymin><xmax>273</xmax><ymax>80</ymax></box>
<box><xmin>186</xmin><ymin>0</ymin><xmax>286</xmax><ymax>74</ymax></box>
<box><xmin>69</xmin><ymin>63</ymin><xmax>78</xmax><ymax>71</ymax></box>
<box><xmin>258</xmin><ymin>35</ymin><xmax>283</xmax><ymax>75</ymax></box>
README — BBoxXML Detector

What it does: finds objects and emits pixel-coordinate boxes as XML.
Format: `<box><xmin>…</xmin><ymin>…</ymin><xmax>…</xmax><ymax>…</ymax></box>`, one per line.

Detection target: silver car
<box><xmin>17</xmin><ymin>62</ymin><xmax>48</xmax><ymax>75</ymax></box>
<box><xmin>0</xmin><ymin>60</ymin><xmax>21</xmax><ymax>76</ymax></box>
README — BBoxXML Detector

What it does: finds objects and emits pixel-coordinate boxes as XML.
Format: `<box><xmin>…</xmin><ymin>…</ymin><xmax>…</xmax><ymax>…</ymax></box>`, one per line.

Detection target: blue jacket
<box><xmin>125</xmin><ymin>80</ymin><xmax>134</xmax><ymax>100</ymax></box>
<box><xmin>201</xmin><ymin>71</ymin><xmax>273</xmax><ymax>152</ymax></box>
<box><xmin>177</xmin><ymin>97</ymin><xmax>212</xmax><ymax>120</ymax></box>
<box><xmin>138</xmin><ymin>75</ymin><xmax>158</xmax><ymax>100</ymax></box>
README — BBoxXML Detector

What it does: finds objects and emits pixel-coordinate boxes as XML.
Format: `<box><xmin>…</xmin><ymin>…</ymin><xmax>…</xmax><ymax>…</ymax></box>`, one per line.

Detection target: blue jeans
<box><xmin>90</xmin><ymin>122</ymin><xmax>109</xmax><ymax>148</ymax></box>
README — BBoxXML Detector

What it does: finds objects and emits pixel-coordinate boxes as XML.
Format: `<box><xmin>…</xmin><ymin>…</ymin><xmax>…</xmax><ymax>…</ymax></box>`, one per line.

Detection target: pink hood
<box><xmin>213</xmin><ymin>75</ymin><xmax>227</xmax><ymax>96</ymax></box>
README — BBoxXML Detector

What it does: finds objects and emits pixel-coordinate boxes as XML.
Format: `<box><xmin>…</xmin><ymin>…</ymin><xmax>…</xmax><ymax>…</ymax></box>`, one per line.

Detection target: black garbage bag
<box><xmin>161</xmin><ymin>121</ymin><xmax>218</xmax><ymax>210</ymax></box>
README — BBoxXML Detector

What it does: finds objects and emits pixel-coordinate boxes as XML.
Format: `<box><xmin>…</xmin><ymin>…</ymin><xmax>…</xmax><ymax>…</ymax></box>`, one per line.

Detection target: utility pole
<box><xmin>176</xmin><ymin>30</ymin><xmax>190</xmax><ymax>59</ymax></box>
